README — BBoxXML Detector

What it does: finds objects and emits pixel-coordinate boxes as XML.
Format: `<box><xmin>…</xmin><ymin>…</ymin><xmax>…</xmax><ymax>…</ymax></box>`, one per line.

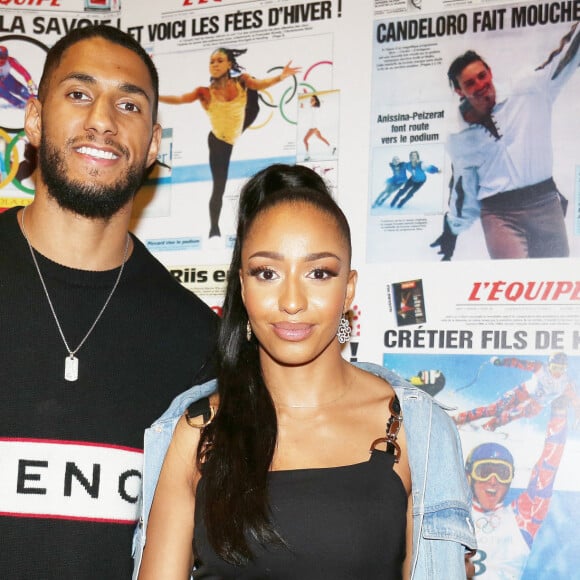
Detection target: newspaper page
<box><xmin>367</xmin><ymin>0</ymin><xmax>580</xmax><ymax>262</ymax></box>
<box><xmin>122</xmin><ymin>0</ymin><xmax>342</xmax><ymax>270</ymax></box>
<box><xmin>353</xmin><ymin>257</ymin><xmax>580</xmax><ymax>579</ymax></box>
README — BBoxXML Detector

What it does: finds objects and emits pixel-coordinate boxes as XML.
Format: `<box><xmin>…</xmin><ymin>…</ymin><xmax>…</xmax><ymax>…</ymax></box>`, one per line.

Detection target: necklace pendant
<box><xmin>65</xmin><ymin>355</ymin><xmax>79</xmax><ymax>382</ymax></box>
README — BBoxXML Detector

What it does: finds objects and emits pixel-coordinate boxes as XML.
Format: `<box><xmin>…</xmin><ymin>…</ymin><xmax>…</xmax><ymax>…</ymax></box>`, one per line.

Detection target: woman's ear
<box><xmin>343</xmin><ymin>269</ymin><xmax>358</xmax><ymax>313</ymax></box>
<box><xmin>239</xmin><ymin>269</ymin><xmax>246</xmax><ymax>306</ymax></box>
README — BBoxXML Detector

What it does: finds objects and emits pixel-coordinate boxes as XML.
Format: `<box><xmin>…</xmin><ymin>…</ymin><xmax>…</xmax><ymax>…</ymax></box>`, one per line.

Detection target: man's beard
<box><xmin>39</xmin><ymin>134</ymin><xmax>147</xmax><ymax>219</ymax></box>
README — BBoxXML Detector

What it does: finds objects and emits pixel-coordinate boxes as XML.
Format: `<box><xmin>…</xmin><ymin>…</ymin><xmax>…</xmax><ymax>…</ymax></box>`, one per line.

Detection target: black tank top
<box><xmin>192</xmin><ymin>398</ymin><xmax>407</xmax><ymax>579</ymax></box>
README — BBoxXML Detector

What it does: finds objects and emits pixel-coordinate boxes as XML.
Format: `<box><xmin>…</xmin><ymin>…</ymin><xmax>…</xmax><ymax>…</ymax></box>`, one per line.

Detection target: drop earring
<box><xmin>246</xmin><ymin>321</ymin><xmax>252</xmax><ymax>342</ymax></box>
<box><xmin>337</xmin><ymin>315</ymin><xmax>351</xmax><ymax>344</ymax></box>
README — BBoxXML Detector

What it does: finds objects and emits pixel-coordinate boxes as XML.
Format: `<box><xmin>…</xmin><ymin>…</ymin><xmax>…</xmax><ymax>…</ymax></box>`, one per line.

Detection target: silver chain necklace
<box><xmin>21</xmin><ymin>205</ymin><xmax>130</xmax><ymax>382</ymax></box>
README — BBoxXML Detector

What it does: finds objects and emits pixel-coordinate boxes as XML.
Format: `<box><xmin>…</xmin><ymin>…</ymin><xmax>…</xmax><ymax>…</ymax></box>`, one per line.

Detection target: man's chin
<box><xmin>47</xmin><ymin>184</ymin><xmax>135</xmax><ymax>219</ymax></box>
<box><xmin>476</xmin><ymin>93</ymin><xmax>495</xmax><ymax>112</ymax></box>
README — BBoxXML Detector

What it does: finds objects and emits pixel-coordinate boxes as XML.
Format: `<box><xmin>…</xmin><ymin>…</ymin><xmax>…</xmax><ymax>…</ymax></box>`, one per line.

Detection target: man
<box><xmin>464</xmin><ymin>396</ymin><xmax>569</xmax><ymax>578</ymax></box>
<box><xmin>432</xmin><ymin>22</ymin><xmax>579</xmax><ymax>260</ymax></box>
<box><xmin>389</xmin><ymin>150</ymin><xmax>440</xmax><ymax>209</ymax></box>
<box><xmin>0</xmin><ymin>26</ymin><xmax>218</xmax><ymax>579</ymax></box>
<box><xmin>454</xmin><ymin>353</ymin><xmax>580</xmax><ymax>431</ymax></box>
<box><xmin>0</xmin><ymin>45</ymin><xmax>37</xmax><ymax>109</ymax></box>
<box><xmin>371</xmin><ymin>155</ymin><xmax>407</xmax><ymax>208</ymax></box>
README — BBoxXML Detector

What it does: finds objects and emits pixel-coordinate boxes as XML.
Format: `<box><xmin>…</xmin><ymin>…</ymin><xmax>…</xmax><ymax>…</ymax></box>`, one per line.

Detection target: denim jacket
<box><xmin>132</xmin><ymin>362</ymin><xmax>476</xmax><ymax>579</ymax></box>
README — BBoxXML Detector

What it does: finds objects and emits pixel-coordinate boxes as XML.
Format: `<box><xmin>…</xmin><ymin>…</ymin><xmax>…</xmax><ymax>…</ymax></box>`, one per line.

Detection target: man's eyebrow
<box><xmin>119</xmin><ymin>81</ymin><xmax>152</xmax><ymax>102</ymax></box>
<box><xmin>59</xmin><ymin>72</ymin><xmax>152</xmax><ymax>102</ymax></box>
<box><xmin>60</xmin><ymin>72</ymin><xmax>96</xmax><ymax>85</ymax></box>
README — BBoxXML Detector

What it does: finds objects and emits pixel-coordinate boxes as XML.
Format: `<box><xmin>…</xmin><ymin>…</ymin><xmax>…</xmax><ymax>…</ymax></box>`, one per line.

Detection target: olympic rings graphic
<box><xmin>250</xmin><ymin>60</ymin><xmax>333</xmax><ymax>128</ymax></box>
<box><xmin>262</xmin><ymin>65</ymin><xmax>298</xmax><ymax>108</ymax></box>
<box><xmin>279</xmin><ymin>82</ymin><xmax>315</xmax><ymax>125</ymax></box>
<box><xmin>247</xmin><ymin>89</ymin><xmax>274</xmax><ymax>131</ymax></box>
<box><xmin>303</xmin><ymin>60</ymin><xmax>333</xmax><ymax>81</ymax></box>
<box><xmin>0</xmin><ymin>129</ymin><xmax>21</xmax><ymax>190</ymax></box>
<box><xmin>476</xmin><ymin>514</ymin><xmax>501</xmax><ymax>534</ymax></box>
<box><xmin>4</xmin><ymin>130</ymin><xmax>34</xmax><ymax>195</ymax></box>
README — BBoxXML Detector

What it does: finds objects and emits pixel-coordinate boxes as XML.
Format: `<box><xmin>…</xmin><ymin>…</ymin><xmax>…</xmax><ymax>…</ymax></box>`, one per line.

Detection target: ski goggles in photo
<box><xmin>548</xmin><ymin>363</ymin><xmax>567</xmax><ymax>374</ymax></box>
<box><xmin>470</xmin><ymin>459</ymin><xmax>514</xmax><ymax>484</ymax></box>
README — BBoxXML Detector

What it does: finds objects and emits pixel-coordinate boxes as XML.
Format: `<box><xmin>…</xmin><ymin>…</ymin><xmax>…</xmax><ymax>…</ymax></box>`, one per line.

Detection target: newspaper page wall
<box><xmin>0</xmin><ymin>0</ymin><xmax>579</xmax><ymax>577</ymax></box>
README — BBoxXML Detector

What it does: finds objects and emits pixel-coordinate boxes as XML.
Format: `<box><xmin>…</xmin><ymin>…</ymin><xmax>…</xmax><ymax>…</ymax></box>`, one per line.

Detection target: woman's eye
<box><xmin>308</xmin><ymin>268</ymin><xmax>335</xmax><ymax>280</ymax></box>
<box><xmin>250</xmin><ymin>268</ymin><xmax>278</xmax><ymax>281</ymax></box>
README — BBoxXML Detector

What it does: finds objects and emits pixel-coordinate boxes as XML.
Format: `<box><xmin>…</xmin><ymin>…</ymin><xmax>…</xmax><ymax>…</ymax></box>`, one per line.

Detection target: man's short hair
<box><xmin>447</xmin><ymin>50</ymin><xmax>490</xmax><ymax>90</ymax></box>
<box><xmin>37</xmin><ymin>25</ymin><xmax>159</xmax><ymax>122</ymax></box>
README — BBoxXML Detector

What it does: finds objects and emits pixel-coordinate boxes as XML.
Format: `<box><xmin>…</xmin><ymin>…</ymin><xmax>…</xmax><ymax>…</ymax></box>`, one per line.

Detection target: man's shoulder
<box><xmin>131</xmin><ymin>236</ymin><xmax>198</xmax><ymax>290</ymax></box>
<box><xmin>127</xmin><ymin>236</ymin><xmax>219</xmax><ymax>319</ymax></box>
<box><xmin>0</xmin><ymin>208</ymin><xmax>22</xmax><ymax>262</ymax></box>
<box><xmin>0</xmin><ymin>207</ymin><xmax>18</xmax><ymax>229</ymax></box>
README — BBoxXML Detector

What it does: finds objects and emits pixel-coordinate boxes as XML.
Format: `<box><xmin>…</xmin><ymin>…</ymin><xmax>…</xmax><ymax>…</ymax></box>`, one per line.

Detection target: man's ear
<box><xmin>146</xmin><ymin>123</ymin><xmax>162</xmax><ymax>168</ymax></box>
<box><xmin>24</xmin><ymin>98</ymin><xmax>42</xmax><ymax>147</ymax></box>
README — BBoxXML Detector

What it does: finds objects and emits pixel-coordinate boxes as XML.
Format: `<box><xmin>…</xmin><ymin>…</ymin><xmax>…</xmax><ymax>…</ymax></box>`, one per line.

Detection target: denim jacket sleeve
<box><xmin>131</xmin><ymin>379</ymin><xmax>218</xmax><ymax>580</ymax></box>
<box><xmin>354</xmin><ymin>362</ymin><xmax>476</xmax><ymax>579</ymax></box>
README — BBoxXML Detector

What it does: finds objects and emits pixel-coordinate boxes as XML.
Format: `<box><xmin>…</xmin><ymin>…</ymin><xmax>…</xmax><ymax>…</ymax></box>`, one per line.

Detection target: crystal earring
<box><xmin>337</xmin><ymin>315</ymin><xmax>351</xmax><ymax>344</ymax></box>
<box><xmin>246</xmin><ymin>321</ymin><xmax>252</xmax><ymax>342</ymax></box>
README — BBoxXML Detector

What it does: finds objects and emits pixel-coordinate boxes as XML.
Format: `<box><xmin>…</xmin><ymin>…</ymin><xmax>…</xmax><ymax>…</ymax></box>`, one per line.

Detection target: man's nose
<box><xmin>85</xmin><ymin>97</ymin><xmax>118</xmax><ymax>135</ymax></box>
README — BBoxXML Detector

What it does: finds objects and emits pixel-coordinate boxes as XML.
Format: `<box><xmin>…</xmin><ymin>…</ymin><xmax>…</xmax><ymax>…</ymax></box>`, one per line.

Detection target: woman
<box><xmin>133</xmin><ymin>164</ymin><xmax>475</xmax><ymax>580</ymax></box>
<box><xmin>160</xmin><ymin>48</ymin><xmax>300</xmax><ymax>238</ymax></box>
<box><xmin>302</xmin><ymin>94</ymin><xmax>333</xmax><ymax>161</ymax></box>
<box><xmin>372</xmin><ymin>155</ymin><xmax>408</xmax><ymax>208</ymax></box>
<box><xmin>389</xmin><ymin>150</ymin><xmax>440</xmax><ymax>209</ymax></box>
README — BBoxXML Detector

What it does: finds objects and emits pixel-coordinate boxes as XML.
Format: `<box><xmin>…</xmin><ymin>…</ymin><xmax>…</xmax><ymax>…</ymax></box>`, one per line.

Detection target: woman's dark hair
<box><xmin>197</xmin><ymin>164</ymin><xmax>351</xmax><ymax>565</ymax></box>
<box><xmin>311</xmin><ymin>94</ymin><xmax>321</xmax><ymax>107</ymax></box>
<box><xmin>211</xmin><ymin>47</ymin><xmax>248</xmax><ymax>78</ymax></box>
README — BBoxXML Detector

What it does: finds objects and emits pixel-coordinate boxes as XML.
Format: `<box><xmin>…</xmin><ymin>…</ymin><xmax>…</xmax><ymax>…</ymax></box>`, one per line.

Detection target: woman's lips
<box><xmin>272</xmin><ymin>322</ymin><xmax>314</xmax><ymax>341</ymax></box>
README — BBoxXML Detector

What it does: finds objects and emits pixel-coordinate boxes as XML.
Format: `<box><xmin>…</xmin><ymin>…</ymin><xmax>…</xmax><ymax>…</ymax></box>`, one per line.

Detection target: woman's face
<box><xmin>209</xmin><ymin>51</ymin><xmax>231</xmax><ymax>79</ymax></box>
<box><xmin>240</xmin><ymin>201</ymin><xmax>356</xmax><ymax>369</ymax></box>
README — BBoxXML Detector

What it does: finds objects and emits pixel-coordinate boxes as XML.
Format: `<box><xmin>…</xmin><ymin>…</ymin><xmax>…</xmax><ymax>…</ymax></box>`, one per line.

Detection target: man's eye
<box><xmin>69</xmin><ymin>91</ymin><xmax>88</xmax><ymax>100</ymax></box>
<box><xmin>120</xmin><ymin>102</ymin><xmax>140</xmax><ymax>112</ymax></box>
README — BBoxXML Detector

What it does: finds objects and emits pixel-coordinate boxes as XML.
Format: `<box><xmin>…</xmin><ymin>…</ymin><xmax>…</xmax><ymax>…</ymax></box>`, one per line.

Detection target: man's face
<box><xmin>470</xmin><ymin>458</ymin><xmax>512</xmax><ymax>511</ymax></box>
<box><xmin>25</xmin><ymin>37</ymin><xmax>161</xmax><ymax>219</ymax></box>
<box><xmin>548</xmin><ymin>362</ymin><xmax>567</xmax><ymax>379</ymax></box>
<box><xmin>473</xmin><ymin>477</ymin><xmax>509</xmax><ymax>511</ymax></box>
<box><xmin>454</xmin><ymin>60</ymin><xmax>496</xmax><ymax>117</ymax></box>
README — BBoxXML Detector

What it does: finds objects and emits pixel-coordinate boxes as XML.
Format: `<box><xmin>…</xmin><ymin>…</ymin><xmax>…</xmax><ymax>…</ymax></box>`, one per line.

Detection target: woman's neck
<box><xmin>262</xmin><ymin>353</ymin><xmax>354</xmax><ymax>410</ymax></box>
<box><xmin>211</xmin><ymin>73</ymin><xmax>230</xmax><ymax>88</ymax></box>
